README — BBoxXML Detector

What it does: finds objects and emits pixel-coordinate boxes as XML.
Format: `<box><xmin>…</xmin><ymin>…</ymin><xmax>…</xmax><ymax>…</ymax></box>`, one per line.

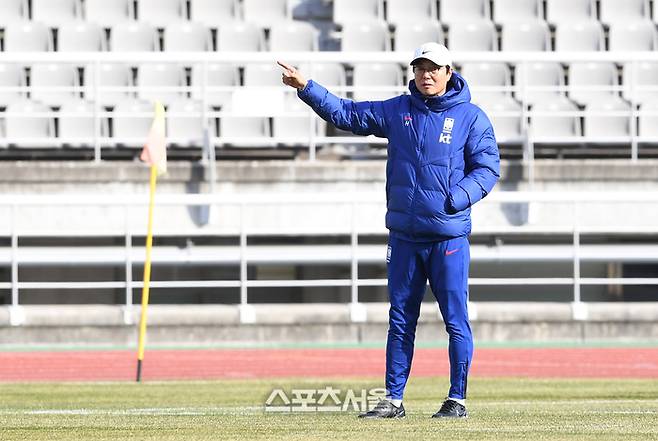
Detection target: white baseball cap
<box><xmin>410</xmin><ymin>42</ymin><xmax>452</xmax><ymax>67</ymax></box>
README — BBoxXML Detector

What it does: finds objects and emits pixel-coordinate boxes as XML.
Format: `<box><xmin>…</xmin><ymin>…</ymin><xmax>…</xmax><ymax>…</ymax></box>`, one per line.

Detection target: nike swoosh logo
<box><xmin>445</xmin><ymin>248</ymin><xmax>460</xmax><ymax>256</ymax></box>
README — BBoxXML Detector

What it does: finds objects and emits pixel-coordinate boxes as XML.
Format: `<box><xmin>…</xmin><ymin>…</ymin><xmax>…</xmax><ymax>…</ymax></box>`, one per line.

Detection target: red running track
<box><xmin>0</xmin><ymin>348</ymin><xmax>657</xmax><ymax>382</ymax></box>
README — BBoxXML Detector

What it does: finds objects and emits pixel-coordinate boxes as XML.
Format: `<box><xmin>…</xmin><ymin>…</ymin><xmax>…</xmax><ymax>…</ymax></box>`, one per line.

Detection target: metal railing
<box><xmin>1</xmin><ymin>190</ymin><xmax>658</xmax><ymax>325</ymax></box>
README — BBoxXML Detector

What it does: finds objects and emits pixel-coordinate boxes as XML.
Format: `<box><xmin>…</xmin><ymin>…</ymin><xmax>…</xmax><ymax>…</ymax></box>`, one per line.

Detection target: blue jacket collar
<box><xmin>408</xmin><ymin>71</ymin><xmax>471</xmax><ymax>112</ymax></box>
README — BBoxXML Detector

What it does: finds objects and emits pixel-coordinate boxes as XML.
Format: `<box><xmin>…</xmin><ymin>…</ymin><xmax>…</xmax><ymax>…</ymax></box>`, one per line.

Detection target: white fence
<box><xmin>1</xmin><ymin>51</ymin><xmax>658</xmax><ymax>163</ymax></box>
<box><xmin>2</xmin><ymin>191</ymin><xmax>658</xmax><ymax>325</ymax></box>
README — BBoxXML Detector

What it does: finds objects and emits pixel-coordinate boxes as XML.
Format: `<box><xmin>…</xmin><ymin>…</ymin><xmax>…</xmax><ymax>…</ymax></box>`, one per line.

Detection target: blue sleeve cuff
<box><xmin>297</xmin><ymin>80</ymin><xmax>313</xmax><ymax>99</ymax></box>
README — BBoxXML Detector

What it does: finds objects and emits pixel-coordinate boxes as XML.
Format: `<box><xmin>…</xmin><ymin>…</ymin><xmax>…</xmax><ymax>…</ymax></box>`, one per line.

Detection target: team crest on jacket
<box><xmin>439</xmin><ymin>117</ymin><xmax>454</xmax><ymax>144</ymax></box>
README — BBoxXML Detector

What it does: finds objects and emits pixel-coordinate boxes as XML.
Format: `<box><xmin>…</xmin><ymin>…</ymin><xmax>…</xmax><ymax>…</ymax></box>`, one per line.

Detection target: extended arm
<box><xmin>277</xmin><ymin>61</ymin><xmax>388</xmax><ymax>138</ymax></box>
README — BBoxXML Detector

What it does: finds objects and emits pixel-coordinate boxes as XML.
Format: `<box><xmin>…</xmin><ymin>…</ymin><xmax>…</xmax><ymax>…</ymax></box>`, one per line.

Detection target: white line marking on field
<box><xmin>0</xmin><ymin>406</ymin><xmax>262</xmax><ymax>416</ymax></box>
<box><xmin>481</xmin><ymin>399</ymin><xmax>658</xmax><ymax>405</ymax></box>
<box><xmin>2</xmin><ymin>400</ymin><xmax>657</xmax><ymax>417</ymax></box>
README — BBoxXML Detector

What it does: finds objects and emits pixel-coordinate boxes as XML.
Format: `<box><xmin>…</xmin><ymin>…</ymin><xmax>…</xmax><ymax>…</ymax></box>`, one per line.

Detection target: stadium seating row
<box><xmin>1</xmin><ymin>94</ymin><xmax>657</xmax><ymax>147</ymax></box>
<box><xmin>2</xmin><ymin>21</ymin><xmax>317</xmax><ymax>52</ymax></box>
<box><xmin>2</xmin><ymin>61</ymin><xmax>657</xmax><ymax>108</ymax></box>
<box><xmin>0</xmin><ymin>96</ymin><xmax>315</xmax><ymax>147</ymax></box>
<box><xmin>2</xmin><ymin>19</ymin><xmax>657</xmax><ymax>53</ymax></box>
<box><xmin>0</xmin><ymin>91</ymin><xmax>658</xmax><ymax>147</ymax></box>
<box><xmin>2</xmin><ymin>0</ymin><xmax>658</xmax><ymax>28</ymax></box>
<box><xmin>334</xmin><ymin>0</ymin><xmax>658</xmax><ymax>26</ymax></box>
<box><xmin>4</xmin><ymin>18</ymin><xmax>658</xmax><ymax>56</ymax></box>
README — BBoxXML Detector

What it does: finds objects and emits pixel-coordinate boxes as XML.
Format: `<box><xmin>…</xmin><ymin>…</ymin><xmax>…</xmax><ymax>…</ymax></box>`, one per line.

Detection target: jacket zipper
<box><xmin>409</xmin><ymin>107</ymin><xmax>430</xmax><ymax>237</ymax></box>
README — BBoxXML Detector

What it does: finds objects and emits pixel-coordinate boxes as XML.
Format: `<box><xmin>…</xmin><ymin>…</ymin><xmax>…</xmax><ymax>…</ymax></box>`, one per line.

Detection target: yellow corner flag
<box><xmin>136</xmin><ymin>101</ymin><xmax>167</xmax><ymax>382</ymax></box>
<box><xmin>140</xmin><ymin>101</ymin><xmax>167</xmax><ymax>175</ymax></box>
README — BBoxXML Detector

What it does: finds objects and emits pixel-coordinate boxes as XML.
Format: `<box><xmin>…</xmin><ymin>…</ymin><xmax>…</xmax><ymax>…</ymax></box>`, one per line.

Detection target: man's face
<box><xmin>413</xmin><ymin>59</ymin><xmax>452</xmax><ymax>97</ymax></box>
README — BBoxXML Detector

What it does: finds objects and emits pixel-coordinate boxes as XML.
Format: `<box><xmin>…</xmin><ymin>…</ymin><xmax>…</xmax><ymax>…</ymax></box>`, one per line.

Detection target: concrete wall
<box><xmin>1</xmin><ymin>303</ymin><xmax>657</xmax><ymax>346</ymax></box>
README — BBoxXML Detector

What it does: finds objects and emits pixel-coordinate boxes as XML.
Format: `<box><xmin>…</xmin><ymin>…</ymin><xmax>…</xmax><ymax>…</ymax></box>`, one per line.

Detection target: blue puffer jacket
<box><xmin>298</xmin><ymin>72</ymin><xmax>500</xmax><ymax>242</ymax></box>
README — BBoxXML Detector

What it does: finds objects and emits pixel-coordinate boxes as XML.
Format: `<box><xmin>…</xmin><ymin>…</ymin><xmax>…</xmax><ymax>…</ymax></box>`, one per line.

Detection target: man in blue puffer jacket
<box><xmin>278</xmin><ymin>42</ymin><xmax>500</xmax><ymax>419</ymax></box>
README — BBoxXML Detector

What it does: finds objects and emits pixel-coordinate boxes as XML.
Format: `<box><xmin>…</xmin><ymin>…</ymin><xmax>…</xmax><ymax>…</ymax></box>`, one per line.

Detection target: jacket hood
<box><xmin>408</xmin><ymin>71</ymin><xmax>471</xmax><ymax>112</ymax></box>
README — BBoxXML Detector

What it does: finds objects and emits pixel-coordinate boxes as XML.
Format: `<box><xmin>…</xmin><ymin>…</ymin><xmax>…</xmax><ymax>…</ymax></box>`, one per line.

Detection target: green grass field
<box><xmin>1</xmin><ymin>378</ymin><xmax>657</xmax><ymax>441</ymax></box>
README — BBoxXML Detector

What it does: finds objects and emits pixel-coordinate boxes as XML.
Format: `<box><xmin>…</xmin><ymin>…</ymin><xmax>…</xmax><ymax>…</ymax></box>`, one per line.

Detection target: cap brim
<box><xmin>409</xmin><ymin>56</ymin><xmax>450</xmax><ymax>67</ymax></box>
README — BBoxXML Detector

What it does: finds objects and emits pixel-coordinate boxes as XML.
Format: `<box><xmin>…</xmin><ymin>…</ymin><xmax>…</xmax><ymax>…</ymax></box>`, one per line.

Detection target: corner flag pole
<box><xmin>135</xmin><ymin>101</ymin><xmax>166</xmax><ymax>383</ymax></box>
<box><xmin>136</xmin><ymin>165</ymin><xmax>158</xmax><ymax>382</ymax></box>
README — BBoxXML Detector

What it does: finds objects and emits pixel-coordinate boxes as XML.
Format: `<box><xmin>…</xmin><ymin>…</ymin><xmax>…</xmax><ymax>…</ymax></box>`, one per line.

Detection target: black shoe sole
<box><xmin>358</xmin><ymin>410</ymin><xmax>406</xmax><ymax>419</ymax></box>
<box><xmin>431</xmin><ymin>413</ymin><xmax>468</xmax><ymax>419</ymax></box>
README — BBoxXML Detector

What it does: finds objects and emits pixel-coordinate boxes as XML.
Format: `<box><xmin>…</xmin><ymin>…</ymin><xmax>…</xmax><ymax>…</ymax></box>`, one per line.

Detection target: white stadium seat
<box><xmin>167</xmin><ymin>99</ymin><xmax>214</xmax><ymax>146</ymax></box>
<box><xmin>58</xmin><ymin>99</ymin><xmax>107</xmax><ymax>147</ymax></box>
<box><xmin>568</xmin><ymin>62</ymin><xmax>619</xmax><ymax>106</ymax></box>
<box><xmin>32</xmin><ymin>0</ymin><xmax>81</xmax><ymax>27</ymax></box>
<box><xmin>386</xmin><ymin>0</ymin><xmax>437</xmax><ymax>26</ymax></box>
<box><xmin>189</xmin><ymin>0</ymin><xmax>241</xmax><ymax>28</ymax></box>
<box><xmin>136</xmin><ymin>0</ymin><xmax>186</xmax><ymax>27</ymax></box>
<box><xmin>352</xmin><ymin>63</ymin><xmax>404</xmax><ymax>101</ymax></box>
<box><xmin>137</xmin><ymin>64</ymin><xmax>186</xmax><ymax>106</ymax></box>
<box><xmin>461</xmin><ymin>62</ymin><xmax>512</xmax><ymax>102</ymax></box>
<box><xmin>220</xmin><ymin>115</ymin><xmax>271</xmax><ymax>140</ymax></box>
<box><xmin>639</xmin><ymin>99</ymin><xmax>658</xmax><ymax>137</ymax></box>
<box><xmin>622</xmin><ymin>62</ymin><xmax>658</xmax><ymax>105</ymax></box>
<box><xmin>216</xmin><ymin>23</ymin><xmax>266</xmax><ymax>52</ymax></box>
<box><xmin>269</xmin><ymin>22</ymin><xmax>319</xmax><ymax>51</ymax></box>
<box><xmin>163</xmin><ymin>22</ymin><xmax>213</xmax><ymax>52</ymax></box>
<box><xmin>584</xmin><ymin>95</ymin><xmax>632</xmax><ymax>138</ymax></box>
<box><xmin>30</xmin><ymin>63</ymin><xmax>80</xmax><ymax>107</ymax></box>
<box><xmin>447</xmin><ymin>20</ymin><xmax>497</xmax><ymax>52</ymax></box>
<box><xmin>0</xmin><ymin>0</ymin><xmax>28</xmax><ymax>27</ymax></box>
<box><xmin>85</xmin><ymin>0</ymin><xmax>133</xmax><ymax>28</ymax></box>
<box><xmin>58</xmin><ymin>22</ymin><xmax>106</xmax><ymax>52</ymax></box>
<box><xmin>394</xmin><ymin>21</ymin><xmax>444</xmax><ymax>52</ymax></box>
<box><xmin>298</xmin><ymin>63</ymin><xmax>347</xmax><ymax>90</ymax></box>
<box><xmin>501</xmin><ymin>20</ymin><xmax>551</xmax><ymax>52</ymax></box>
<box><xmin>476</xmin><ymin>96</ymin><xmax>524</xmax><ymax>142</ymax></box>
<box><xmin>231</xmin><ymin>66</ymin><xmax>285</xmax><ymax>117</ymax></box>
<box><xmin>84</xmin><ymin>63</ymin><xmax>133</xmax><ymax>107</ymax></box>
<box><xmin>238</xmin><ymin>64</ymin><xmax>290</xmax><ymax>124</ymax></box>
<box><xmin>599</xmin><ymin>0</ymin><xmax>650</xmax><ymax>25</ymax></box>
<box><xmin>493</xmin><ymin>0</ymin><xmax>542</xmax><ymax>24</ymax></box>
<box><xmin>4</xmin><ymin>22</ymin><xmax>52</xmax><ymax>52</ymax></box>
<box><xmin>243</xmin><ymin>64</ymin><xmax>285</xmax><ymax>87</ymax></box>
<box><xmin>608</xmin><ymin>21</ymin><xmax>658</xmax><ymax>51</ymax></box>
<box><xmin>530</xmin><ymin>96</ymin><xmax>581</xmax><ymax>138</ymax></box>
<box><xmin>546</xmin><ymin>0</ymin><xmax>595</xmax><ymax>24</ymax></box>
<box><xmin>440</xmin><ymin>0</ymin><xmax>490</xmax><ymax>24</ymax></box>
<box><xmin>243</xmin><ymin>0</ymin><xmax>290</xmax><ymax>26</ymax></box>
<box><xmin>554</xmin><ymin>21</ymin><xmax>605</xmax><ymax>51</ymax></box>
<box><xmin>333</xmin><ymin>0</ymin><xmax>383</xmax><ymax>26</ymax></box>
<box><xmin>341</xmin><ymin>21</ymin><xmax>390</xmax><ymax>52</ymax></box>
<box><xmin>5</xmin><ymin>99</ymin><xmax>55</xmax><ymax>148</ymax></box>
<box><xmin>273</xmin><ymin>95</ymin><xmax>326</xmax><ymax>140</ymax></box>
<box><xmin>515</xmin><ymin>62</ymin><xmax>565</xmax><ymax>105</ymax></box>
<box><xmin>0</xmin><ymin>64</ymin><xmax>26</xmax><ymax>107</ymax></box>
<box><xmin>112</xmin><ymin>99</ymin><xmax>154</xmax><ymax>147</ymax></box>
<box><xmin>190</xmin><ymin>63</ymin><xmax>240</xmax><ymax>107</ymax></box>
<box><xmin>110</xmin><ymin>22</ymin><xmax>159</xmax><ymax>52</ymax></box>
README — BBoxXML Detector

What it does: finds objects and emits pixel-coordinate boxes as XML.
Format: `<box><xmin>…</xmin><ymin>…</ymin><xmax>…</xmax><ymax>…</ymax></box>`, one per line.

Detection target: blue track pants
<box><xmin>385</xmin><ymin>235</ymin><xmax>473</xmax><ymax>401</ymax></box>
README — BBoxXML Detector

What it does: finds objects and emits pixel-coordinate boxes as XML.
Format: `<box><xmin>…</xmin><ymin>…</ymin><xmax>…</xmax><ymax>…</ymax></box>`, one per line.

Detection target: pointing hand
<box><xmin>277</xmin><ymin>60</ymin><xmax>308</xmax><ymax>90</ymax></box>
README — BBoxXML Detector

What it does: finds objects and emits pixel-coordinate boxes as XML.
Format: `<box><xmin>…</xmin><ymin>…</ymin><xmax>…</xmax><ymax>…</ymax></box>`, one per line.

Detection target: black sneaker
<box><xmin>431</xmin><ymin>399</ymin><xmax>467</xmax><ymax>418</ymax></box>
<box><xmin>358</xmin><ymin>399</ymin><xmax>405</xmax><ymax>419</ymax></box>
